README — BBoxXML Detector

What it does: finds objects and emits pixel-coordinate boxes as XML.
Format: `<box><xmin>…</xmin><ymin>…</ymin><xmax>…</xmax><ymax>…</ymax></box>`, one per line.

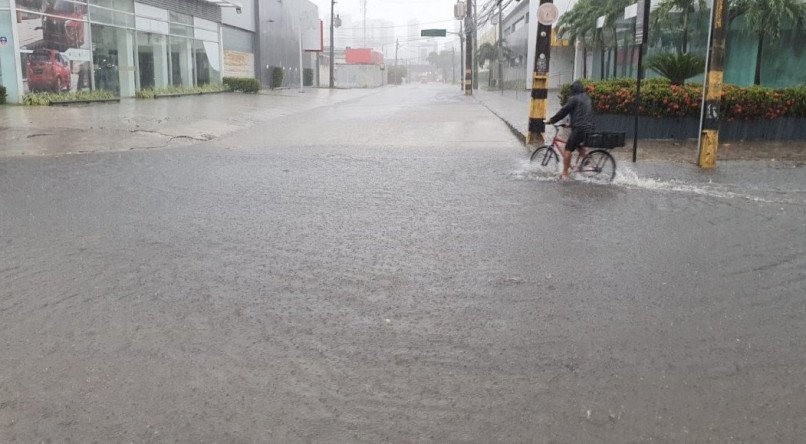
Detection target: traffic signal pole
<box><xmin>526</xmin><ymin>0</ymin><xmax>554</xmax><ymax>144</ymax></box>
<box><xmin>697</xmin><ymin>0</ymin><xmax>730</xmax><ymax>169</ymax></box>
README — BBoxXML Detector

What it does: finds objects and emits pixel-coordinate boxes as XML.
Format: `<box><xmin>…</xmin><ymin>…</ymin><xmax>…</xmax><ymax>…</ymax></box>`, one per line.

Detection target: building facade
<box><xmin>256</xmin><ymin>0</ymin><xmax>318</xmax><ymax>88</ymax></box>
<box><xmin>221</xmin><ymin>0</ymin><xmax>256</xmax><ymax>79</ymax></box>
<box><xmin>0</xmin><ymin>0</ymin><xmax>234</xmax><ymax>103</ymax></box>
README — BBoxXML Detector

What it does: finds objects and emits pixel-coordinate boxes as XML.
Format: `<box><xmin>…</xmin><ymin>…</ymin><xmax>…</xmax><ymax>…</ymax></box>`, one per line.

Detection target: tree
<box><xmin>729</xmin><ymin>0</ymin><xmax>806</xmax><ymax>85</ymax></box>
<box><xmin>475</xmin><ymin>42</ymin><xmax>511</xmax><ymax>86</ymax></box>
<box><xmin>426</xmin><ymin>50</ymin><xmax>457</xmax><ymax>82</ymax></box>
<box><xmin>647</xmin><ymin>52</ymin><xmax>706</xmax><ymax>84</ymax></box>
<box><xmin>652</xmin><ymin>0</ymin><xmax>708</xmax><ymax>54</ymax></box>
<box><xmin>557</xmin><ymin>0</ymin><xmax>600</xmax><ymax>78</ymax></box>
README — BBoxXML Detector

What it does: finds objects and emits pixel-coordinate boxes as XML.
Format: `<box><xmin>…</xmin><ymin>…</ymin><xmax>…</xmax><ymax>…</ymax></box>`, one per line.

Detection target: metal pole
<box><xmin>632</xmin><ymin>0</ymin><xmax>650</xmax><ymax>163</ymax></box>
<box><xmin>526</xmin><ymin>0</ymin><xmax>554</xmax><ymax>144</ymax></box>
<box><xmin>498</xmin><ymin>0</ymin><xmax>503</xmax><ymax>95</ymax></box>
<box><xmin>299</xmin><ymin>24</ymin><xmax>304</xmax><ymax>93</ymax></box>
<box><xmin>697</xmin><ymin>0</ymin><xmax>730</xmax><ymax>169</ymax></box>
<box><xmin>394</xmin><ymin>38</ymin><xmax>399</xmax><ymax>84</ymax></box>
<box><xmin>472</xmin><ymin>0</ymin><xmax>478</xmax><ymax>90</ymax></box>
<box><xmin>465</xmin><ymin>3</ymin><xmax>473</xmax><ymax>95</ymax></box>
<box><xmin>452</xmin><ymin>47</ymin><xmax>456</xmax><ymax>84</ymax></box>
<box><xmin>329</xmin><ymin>0</ymin><xmax>335</xmax><ymax>88</ymax></box>
<box><xmin>459</xmin><ymin>21</ymin><xmax>464</xmax><ymax>91</ymax></box>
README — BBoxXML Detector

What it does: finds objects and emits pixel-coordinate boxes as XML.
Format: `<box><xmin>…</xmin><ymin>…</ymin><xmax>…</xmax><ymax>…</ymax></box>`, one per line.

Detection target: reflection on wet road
<box><xmin>1</xmin><ymin>84</ymin><xmax>805</xmax><ymax>442</ymax></box>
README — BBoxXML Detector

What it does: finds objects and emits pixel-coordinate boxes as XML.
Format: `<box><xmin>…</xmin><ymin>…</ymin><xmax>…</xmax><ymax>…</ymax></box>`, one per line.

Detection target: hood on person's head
<box><xmin>570</xmin><ymin>80</ymin><xmax>585</xmax><ymax>95</ymax></box>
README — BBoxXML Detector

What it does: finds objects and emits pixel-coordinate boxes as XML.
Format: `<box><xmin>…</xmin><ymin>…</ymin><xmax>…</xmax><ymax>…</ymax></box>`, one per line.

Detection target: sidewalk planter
<box><xmin>153</xmin><ymin>90</ymin><xmax>228</xmax><ymax>99</ymax></box>
<box><xmin>49</xmin><ymin>98</ymin><xmax>121</xmax><ymax>106</ymax></box>
<box><xmin>562</xmin><ymin>79</ymin><xmax>806</xmax><ymax>141</ymax></box>
<box><xmin>135</xmin><ymin>86</ymin><xmax>229</xmax><ymax>99</ymax></box>
<box><xmin>593</xmin><ymin>115</ymin><xmax>806</xmax><ymax>141</ymax></box>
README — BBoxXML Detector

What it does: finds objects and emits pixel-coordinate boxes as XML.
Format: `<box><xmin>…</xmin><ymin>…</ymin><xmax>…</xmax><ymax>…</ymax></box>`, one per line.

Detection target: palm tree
<box><xmin>653</xmin><ymin>0</ymin><xmax>708</xmax><ymax>54</ymax></box>
<box><xmin>730</xmin><ymin>0</ymin><xmax>806</xmax><ymax>85</ymax></box>
<box><xmin>556</xmin><ymin>0</ymin><xmax>599</xmax><ymax>78</ymax></box>
<box><xmin>605</xmin><ymin>0</ymin><xmax>633</xmax><ymax>78</ymax></box>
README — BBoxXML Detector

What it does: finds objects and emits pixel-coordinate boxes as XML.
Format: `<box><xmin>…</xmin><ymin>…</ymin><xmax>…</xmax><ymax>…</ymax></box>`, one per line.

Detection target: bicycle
<box><xmin>529</xmin><ymin>123</ymin><xmax>621</xmax><ymax>183</ymax></box>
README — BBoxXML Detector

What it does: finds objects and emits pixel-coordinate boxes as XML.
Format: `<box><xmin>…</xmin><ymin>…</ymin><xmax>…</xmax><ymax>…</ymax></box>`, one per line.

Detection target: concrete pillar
<box><xmin>117</xmin><ymin>29</ymin><xmax>136</xmax><ymax>97</ymax></box>
<box><xmin>179</xmin><ymin>39</ymin><xmax>193</xmax><ymax>87</ymax></box>
<box><xmin>152</xmin><ymin>37</ymin><xmax>169</xmax><ymax>89</ymax></box>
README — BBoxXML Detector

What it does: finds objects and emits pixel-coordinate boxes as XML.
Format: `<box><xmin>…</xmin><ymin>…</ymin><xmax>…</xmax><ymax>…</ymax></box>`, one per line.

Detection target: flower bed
<box><xmin>560</xmin><ymin>79</ymin><xmax>806</xmax><ymax>121</ymax></box>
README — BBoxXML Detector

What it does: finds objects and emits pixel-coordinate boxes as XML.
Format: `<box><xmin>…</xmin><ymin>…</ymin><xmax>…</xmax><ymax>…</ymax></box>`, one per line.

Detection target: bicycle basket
<box><xmin>584</xmin><ymin>132</ymin><xmax>626</xmax><ymax>149</ymax></box>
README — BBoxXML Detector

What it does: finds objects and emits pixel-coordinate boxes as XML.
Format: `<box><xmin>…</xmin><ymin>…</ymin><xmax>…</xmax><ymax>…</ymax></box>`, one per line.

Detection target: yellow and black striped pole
<box><xmin>526</xmin><ymin>0</ymin><xmax>554</xmax><ymax>145</ymax></box>
<box><xmin>697</xmin><ymin>0</ymin><xmax>730</xmax><ymax>169</ymax></box>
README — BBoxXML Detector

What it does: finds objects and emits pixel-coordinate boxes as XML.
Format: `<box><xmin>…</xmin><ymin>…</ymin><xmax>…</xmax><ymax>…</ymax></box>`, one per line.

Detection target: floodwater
<box><xmin>1</xmin><ymin>84</ymin><xmax>805</xmax><ymax>441</ymax></box>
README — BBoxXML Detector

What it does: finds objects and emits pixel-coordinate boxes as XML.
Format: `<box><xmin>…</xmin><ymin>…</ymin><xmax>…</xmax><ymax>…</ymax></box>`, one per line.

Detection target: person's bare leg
<box><xmin>575</xmin><ymin>147</ymin><xmax>587</xmax><ymax>171</ymax></box>
<box><xmin>561</xmin><ymin>149</ymin><xmax>572</xmax><ymax>178</ymax></box>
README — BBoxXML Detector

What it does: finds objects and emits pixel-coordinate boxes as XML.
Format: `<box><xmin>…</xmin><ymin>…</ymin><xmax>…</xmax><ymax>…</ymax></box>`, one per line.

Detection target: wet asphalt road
<box><xmin>2</xmin><ymin>84</ymin><xmax>806</xmax><ymax>442</ymax></box>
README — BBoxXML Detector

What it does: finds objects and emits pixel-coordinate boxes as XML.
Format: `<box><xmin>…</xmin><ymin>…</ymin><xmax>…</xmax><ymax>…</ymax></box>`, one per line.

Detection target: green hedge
<box><xmin>223</xmin><ymin>77</ymin><xmax>261</xmax><ymax>93</ymax></box>
<box><xmin>303</xmin><ymin>68</ymin><xmax>314</xmax><ymax>87</ymax></box>
<box><xmin>135</xmin><ymin>84</ymin><xmax>228</xmax><ymax>99</ymax></box>
<box><xmin>22</xmin><ymin>90</ymin><xmax>117</xmax><ymax>106</ymax></box>
<box><xmin>269</xmin><ymin>67</ymin><xmax>284</xmax><ymax>89</ymax></box>
<box><xmin>0</xmin><ymin>85</ymin><xmax>6</xmax><ymax>104</ymax></box>
<box><xmin>560</xmin><ymin>79</ymin><xmax>806</xmax><ymax>121</ymax></box>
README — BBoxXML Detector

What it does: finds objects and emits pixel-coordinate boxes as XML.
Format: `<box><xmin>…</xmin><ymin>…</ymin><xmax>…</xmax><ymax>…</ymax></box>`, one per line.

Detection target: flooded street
<box><xmin>2</xmin><ymin>84</ymin><xmax>805</xmax><ymax>441</ymax></box>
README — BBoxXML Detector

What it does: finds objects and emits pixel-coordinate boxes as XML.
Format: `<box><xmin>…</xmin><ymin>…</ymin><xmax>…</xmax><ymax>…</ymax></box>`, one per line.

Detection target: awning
<box><xmin>203</xmin><ymin>0</ymin><xmax>242</xmax><ymax>9</ymax></box>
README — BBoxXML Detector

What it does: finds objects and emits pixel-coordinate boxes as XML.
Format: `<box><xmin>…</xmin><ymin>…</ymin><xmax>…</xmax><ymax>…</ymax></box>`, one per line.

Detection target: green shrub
<box><xmin>646</xmin><ymin>53</ymin><xmax>706</xmax><ymax>85</ymax></box>
<box><xmin>559</xmin><ymin>79</ymin><xmax>806</xmax><ymax>121</ymax></box>
<box><xmin>135</xmin><ymin>84</ymin><xmax>228</xmax><ymax>99</ymax></box>
<box><xmin>270</xmin><ymin>67</ymin><xmax>284</xmax><ymax>89</ymax></box>
<box><xmin>22</xmin><ymin>90</ymin><xmax>117</xmax><ymax>106</ymax></box>
<box><xmin>223</xmin><ymin>77</ymin><xmax>260</xmax><ymax>93</ymax></box>
<box><xmin>303</xmin><ymin>68</ymin><xmax>314</xmax><ymax>87</ymax></box>
<box><xmin>0</xmin><ymin>86</ymin><xmax>6</xmax><ymax>104</ymax></box>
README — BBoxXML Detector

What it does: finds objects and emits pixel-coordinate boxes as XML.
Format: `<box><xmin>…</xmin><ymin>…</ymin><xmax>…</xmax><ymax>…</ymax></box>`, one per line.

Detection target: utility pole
<box><xmin>329</xmin><ymin>0</ymin><xmax>335</xmax><ymax>88</ymax></box>
<box><xmin>452</xmin><ymin>47</ymin><xmax>456</xmax><ymax>84</ymax></box>
<box><xmin>465</xmin><ymin>1</ymin><xmax>473</xmax><ymax>95</ymax></box>
<box><xmin>498</xmin><ymin>0</ymin><xmax>504</xmax><ymax>95</ymax></box>
<box><xmin>697</xmin><ymin>0</ymin><xmax>730</xmax><ymax>169</ymax></box>
<box><xmin>526</xmin><ymin>0</ymin><xmax>557</xmax><ymax>144</ymax></box>
<box><xmin>472</xmin><ymin>0</ymin><xmax>478</xmax><ymax>90</ymax></box>
<box><xmin>299</xmin><ymin>22</ymin><xmax>304</xmax><ymax>93</ymax></box>
<box><xmin>394</xmin><ymin>38</ymin><xmax>399</xmax><ymax>84</ymax></box>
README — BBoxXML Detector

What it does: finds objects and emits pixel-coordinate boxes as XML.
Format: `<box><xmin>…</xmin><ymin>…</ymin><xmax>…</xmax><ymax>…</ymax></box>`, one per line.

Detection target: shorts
<box><xmin>565</xmin><ymin>128</ymin><xmax>589</xmax><ymax>152</ymax></box>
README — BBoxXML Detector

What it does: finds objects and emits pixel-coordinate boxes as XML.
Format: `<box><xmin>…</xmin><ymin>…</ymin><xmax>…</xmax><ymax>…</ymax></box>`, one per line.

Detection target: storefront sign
<box><xmin>223</xmin><ymin>50</ymin><xmax>254</xmax><ymax>78</ymax></box>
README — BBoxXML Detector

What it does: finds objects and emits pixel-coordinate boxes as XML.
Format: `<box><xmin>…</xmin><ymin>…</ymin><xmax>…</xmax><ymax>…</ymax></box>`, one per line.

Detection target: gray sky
<box><xmin>310</xmin><ymin>0</ymin><xmax>460</xmax><ymax>29</ymax></box>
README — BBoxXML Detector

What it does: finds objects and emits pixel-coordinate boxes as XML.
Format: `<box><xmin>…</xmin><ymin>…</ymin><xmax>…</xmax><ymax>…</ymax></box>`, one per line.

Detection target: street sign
<box><xmin>624</xmin><ymin>3</ymin><xmax>638</xmax><ymax>19</ymax></box>
<box><xmin>537</xmin><ymin>3</ymin><xmax>559</xmax><ymax>26</ymax></box>
<box><xmin>454</xmin><ymin>1</ymin><xmax>466</xmax><ymax>19</ymax></box>
<box><xmin>421</xmin><ymin>29</ymin><xmax>447</xmax><ymax>37</ymax></box>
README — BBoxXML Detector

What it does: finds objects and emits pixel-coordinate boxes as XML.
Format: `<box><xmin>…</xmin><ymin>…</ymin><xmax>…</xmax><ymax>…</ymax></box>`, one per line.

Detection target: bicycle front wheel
<box><xmin>529</xmin><ymin>146</ymin><xmax>560</xmax><ymax>174</ymax></box>
<box><xmin>579</xmin><ymin>150</ymin><xmax>617</xmax><ymax>183</ymax></box>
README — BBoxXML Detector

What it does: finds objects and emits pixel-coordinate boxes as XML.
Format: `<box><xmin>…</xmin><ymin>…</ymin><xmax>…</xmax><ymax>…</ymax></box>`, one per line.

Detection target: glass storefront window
<box><xmin>15</xmin><ymin>0</ymin><xmax>92</xmax><ymax>95</ymax></box>
<box><xmin>91</xmin><ymin>23</ymin><xmax>135</xmax><ymax>96</ymax></box>
<box><xmin>193</xmin><ymin>39</ymin><xmax>220</xmax><ymax>85</ymax></box>
<box><xmin>168</xmin><ymin>36</ymin><xmax>193</xmax><ymax>87</ymax></box>
<box><xmin>89</xmin><ymin>0</ymin><xmax>134</xmax><ymax>28</ymax></box>
<box><xmin>137</xmin><ymin>31</ymin><xmax>168</xmax><ymax>89</ymax></box>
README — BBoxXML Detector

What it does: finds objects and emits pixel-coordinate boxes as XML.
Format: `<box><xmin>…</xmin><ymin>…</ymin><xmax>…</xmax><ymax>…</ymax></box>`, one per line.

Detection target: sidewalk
<box><xmin>474</xmin><ymin>88</ymin><xmax>806</xmax><ymax>163</ymax></box>
<box><xmin>0</xmin><ymin>88</ymin><xmax>381</xmax><ymax>157</ymax></box>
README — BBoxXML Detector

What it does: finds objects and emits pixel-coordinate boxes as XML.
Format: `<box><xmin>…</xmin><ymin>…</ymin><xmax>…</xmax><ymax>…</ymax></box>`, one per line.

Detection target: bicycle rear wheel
<box><xmin>578</xmin><ymin>150</ymin><xmax>616</xmax><ymax>183</ymax></box>
<box><xmin>529</xmin><ymin>146</ymin><xmax>560</xmax><ymax>174</ymax></box>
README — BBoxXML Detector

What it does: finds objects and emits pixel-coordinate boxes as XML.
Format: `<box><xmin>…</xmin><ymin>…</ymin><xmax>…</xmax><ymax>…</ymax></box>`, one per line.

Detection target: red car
<box><xmin>27</xmin><ymin>49</ymin><xmax>71</xmax><ymax>92</ymax></box>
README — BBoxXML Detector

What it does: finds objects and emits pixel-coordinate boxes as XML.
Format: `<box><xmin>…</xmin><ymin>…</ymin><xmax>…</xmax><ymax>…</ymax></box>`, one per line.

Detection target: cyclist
<box><xmin>547</xmin><ymin>80</ymin><xmax>595</xmax><ymax>179</ymax></box>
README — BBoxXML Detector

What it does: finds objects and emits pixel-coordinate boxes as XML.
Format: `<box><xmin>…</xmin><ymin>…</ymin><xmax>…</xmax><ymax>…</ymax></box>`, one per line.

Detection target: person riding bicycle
<box><xmin>547</xmin><ymin>80</ymin><xmax>595</xmax><ymax>179</ymax></box>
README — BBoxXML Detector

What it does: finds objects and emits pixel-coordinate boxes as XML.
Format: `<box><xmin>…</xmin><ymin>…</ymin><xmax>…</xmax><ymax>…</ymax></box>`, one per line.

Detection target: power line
<box><xmin>335</xmin><ymin>18</ymin><xmax>456</xmax><ymax>30</ymax></box>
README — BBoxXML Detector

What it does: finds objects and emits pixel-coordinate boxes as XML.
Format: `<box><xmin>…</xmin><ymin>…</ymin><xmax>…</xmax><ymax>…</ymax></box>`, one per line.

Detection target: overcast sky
<box><xmin>309</xmin><ymin>0</ymin><xmax>460</xmax><ymax>29</ymax></box>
